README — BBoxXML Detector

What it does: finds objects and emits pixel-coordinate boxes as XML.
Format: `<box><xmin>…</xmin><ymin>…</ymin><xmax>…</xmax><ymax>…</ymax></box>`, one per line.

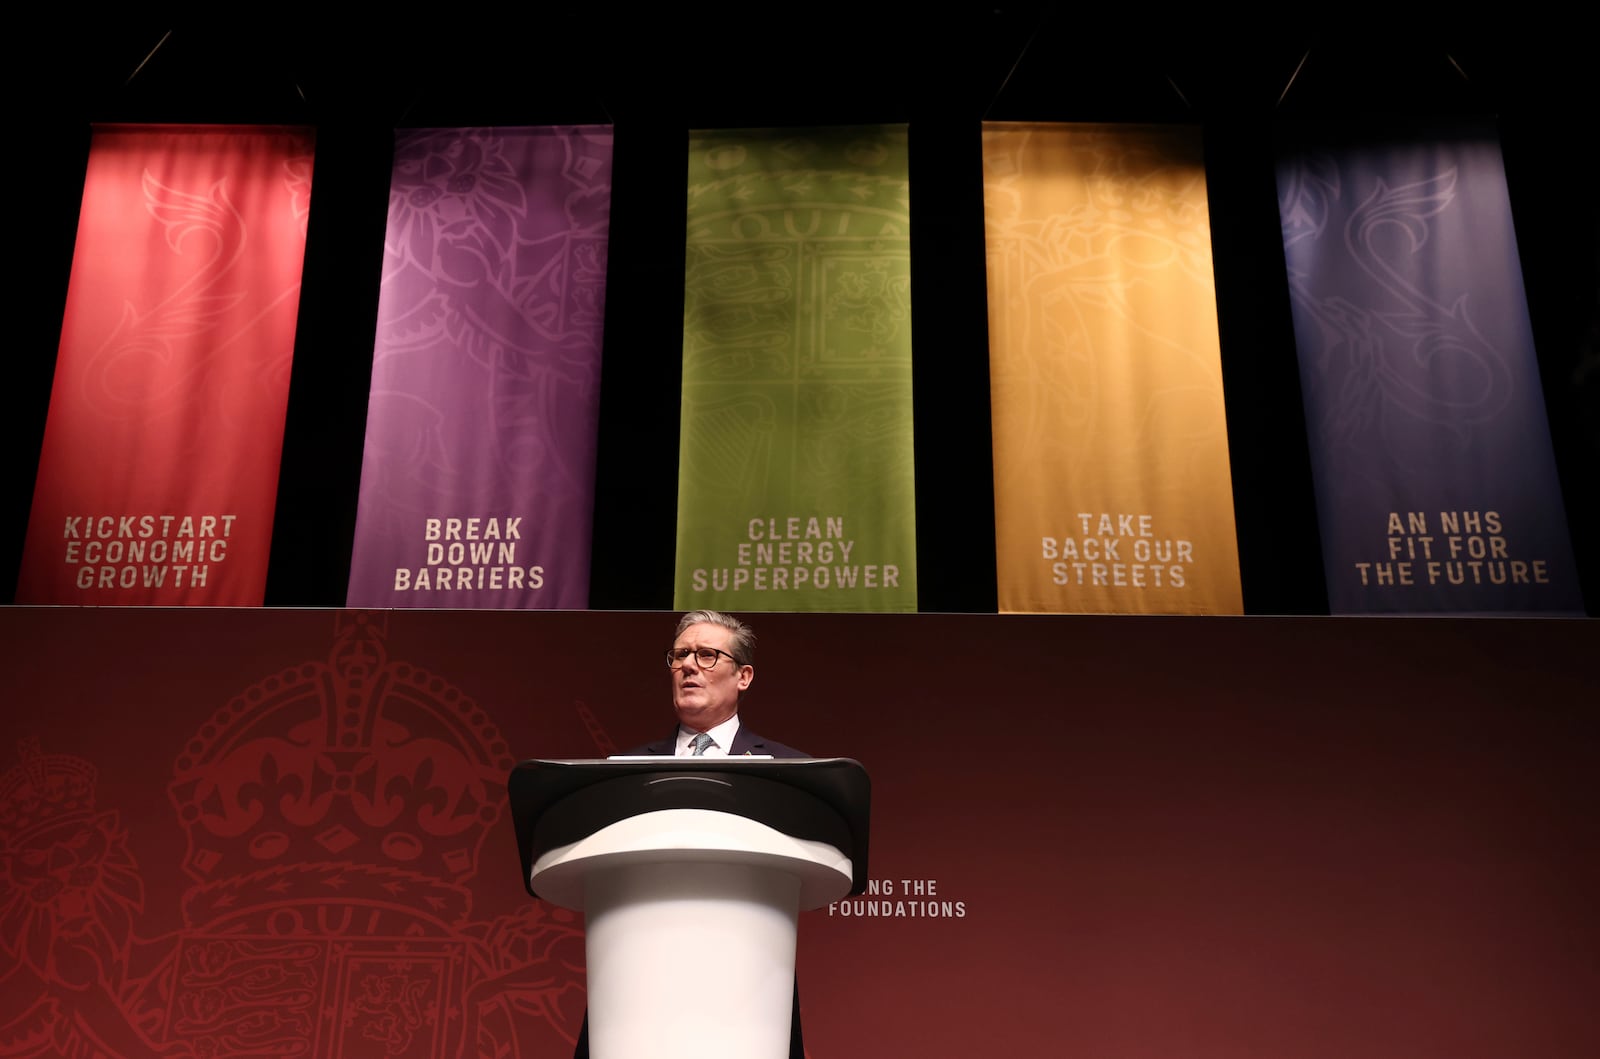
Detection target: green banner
<box><xmin>675</xmin><ymin>126</ymin><xmax>917</xmax><ymax>612</ymax></box>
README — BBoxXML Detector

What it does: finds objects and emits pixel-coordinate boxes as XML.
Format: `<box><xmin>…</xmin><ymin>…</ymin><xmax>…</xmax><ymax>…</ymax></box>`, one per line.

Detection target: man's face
<box><xmin>670</xmin><ymin>622</ymin><xmax>752</xmax><ymax>732</ymax></box>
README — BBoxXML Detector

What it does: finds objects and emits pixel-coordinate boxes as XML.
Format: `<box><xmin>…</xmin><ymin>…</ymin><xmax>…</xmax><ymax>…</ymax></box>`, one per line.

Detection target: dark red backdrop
<box><xmin>2</xmin><ymin>608</ymin><xmax>1595</xmax><ymax>1058</ymax></box>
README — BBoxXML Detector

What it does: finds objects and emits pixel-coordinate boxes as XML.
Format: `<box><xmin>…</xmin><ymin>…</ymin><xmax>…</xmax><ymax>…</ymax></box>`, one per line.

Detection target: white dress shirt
<box><xmin>675</xmin><ymin>715</ymin><xmax>741</xmax><ymax>756</ymax></box>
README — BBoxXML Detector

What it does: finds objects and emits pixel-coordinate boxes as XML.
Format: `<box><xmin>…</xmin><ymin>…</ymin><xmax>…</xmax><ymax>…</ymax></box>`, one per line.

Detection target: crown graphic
<box><xmin>167</xmin><ymin>612</ymin><xmax>516</xmax><ymax>888</ymax></box>
<box><xmin>0</xmin><ymin>738</ymin><xmax>99</xmax><ymax>847</ymax></box>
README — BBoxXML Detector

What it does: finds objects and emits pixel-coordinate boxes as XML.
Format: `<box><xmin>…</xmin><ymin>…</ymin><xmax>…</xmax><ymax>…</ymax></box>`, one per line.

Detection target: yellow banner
<box><xmin>983</xmin><ymin>123</ymin><xmax>1242</xmax><ymax>614</ymax></box>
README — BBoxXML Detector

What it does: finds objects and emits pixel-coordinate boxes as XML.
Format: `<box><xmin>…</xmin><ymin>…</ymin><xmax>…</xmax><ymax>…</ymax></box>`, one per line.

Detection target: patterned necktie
<box><xmin>690</xmin><ymin>732</ymin><xmax>715</xmax><ymax>756</ymax></box>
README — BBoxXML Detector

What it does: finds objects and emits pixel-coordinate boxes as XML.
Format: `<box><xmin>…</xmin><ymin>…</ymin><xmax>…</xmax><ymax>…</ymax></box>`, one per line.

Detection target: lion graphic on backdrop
<box><xmin>2</xmin><ymin>614</ymin><xmax>590</xmax><ymax>1059</ymax></box>
<box><xmin>0</xmin><ymin>738</ymin><xmax>184</xmax><ymax>1058</ymax></box>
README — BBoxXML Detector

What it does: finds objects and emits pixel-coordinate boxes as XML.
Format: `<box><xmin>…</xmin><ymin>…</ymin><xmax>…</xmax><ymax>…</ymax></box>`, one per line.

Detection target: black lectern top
<box><xmin>508</xmin><ymin>757</ymin><xmax>871</xmax><ymax>898</ymax></box>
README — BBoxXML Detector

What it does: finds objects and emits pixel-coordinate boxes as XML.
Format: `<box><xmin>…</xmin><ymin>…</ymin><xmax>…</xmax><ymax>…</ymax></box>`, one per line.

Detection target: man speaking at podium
<box><xmin>633</xmin><ymin>609</ymin><xmax>809</xmax><ymax>760</ymax></box>
<box><xmin>573</xmin><ymin>609</ymin><xmax>809</xmax><ymax>1059</ymax></box>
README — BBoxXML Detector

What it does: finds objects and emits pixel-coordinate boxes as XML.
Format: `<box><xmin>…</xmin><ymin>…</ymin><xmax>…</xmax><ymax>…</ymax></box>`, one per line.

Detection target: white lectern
<box><xmin>508</xmin><ymin>757</ymin><xmax>870</xmax><ymax>1059</ymax></box>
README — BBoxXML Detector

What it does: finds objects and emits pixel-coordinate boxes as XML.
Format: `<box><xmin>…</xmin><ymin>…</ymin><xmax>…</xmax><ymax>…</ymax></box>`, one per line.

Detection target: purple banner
<box><xmin>347</xmin><ymin>126</ymin><xmax>613</xmax><ymax>609</ymax></box>
<box><xmin>1276</xmin><ymin>123</ymin><xmax>1583</xmax><ymax>614</ymax></box>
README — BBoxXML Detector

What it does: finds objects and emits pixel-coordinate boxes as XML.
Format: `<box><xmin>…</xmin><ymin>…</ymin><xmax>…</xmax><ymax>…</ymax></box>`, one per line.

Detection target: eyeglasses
<box><xmin>665</xmin><ymin>646</ymin><xmax>741</xmax><ymax>670</ymax></box>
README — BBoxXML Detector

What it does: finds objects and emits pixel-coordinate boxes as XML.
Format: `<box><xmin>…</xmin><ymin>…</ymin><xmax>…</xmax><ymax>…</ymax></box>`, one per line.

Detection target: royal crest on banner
<box><xmin>675</xmin><ymin>126</ymin><xmax>919</xmax><ymax>613</ymax></box>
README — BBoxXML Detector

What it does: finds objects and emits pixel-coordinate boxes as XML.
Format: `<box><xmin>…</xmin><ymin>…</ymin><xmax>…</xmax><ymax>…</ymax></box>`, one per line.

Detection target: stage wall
<box><xmin>2</xmin><ymin>608</ymin><xmax>1595</xmax><ymax>1058</ymax></box>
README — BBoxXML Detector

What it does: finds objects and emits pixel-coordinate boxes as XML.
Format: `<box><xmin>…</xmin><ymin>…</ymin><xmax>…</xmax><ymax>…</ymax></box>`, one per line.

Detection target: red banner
<box><xmin>17</xmin><ymin>125</ymin><xmax>315</xmax><ymax>605</ymax></box>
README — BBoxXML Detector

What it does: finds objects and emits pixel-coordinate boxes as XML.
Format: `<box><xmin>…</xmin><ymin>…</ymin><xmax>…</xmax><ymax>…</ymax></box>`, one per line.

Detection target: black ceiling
<box><xmin>40</xmin><ymin>14</ymin><xmax>1589</xmax><ymax>129</ymax></box>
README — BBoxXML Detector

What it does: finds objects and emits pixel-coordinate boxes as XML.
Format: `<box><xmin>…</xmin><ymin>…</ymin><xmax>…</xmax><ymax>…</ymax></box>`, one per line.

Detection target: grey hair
<box><xmin>675</xmin><ymin>609</ymin><xmax>756</xmax><ymax>666</ymax></box>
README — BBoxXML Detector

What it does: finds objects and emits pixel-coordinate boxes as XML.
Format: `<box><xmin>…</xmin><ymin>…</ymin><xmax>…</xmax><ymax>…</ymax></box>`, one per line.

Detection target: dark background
<box><xmin>12</xmin><ymin>11</ymin><xmax>1597</xmax><ymax>613</ymax></box>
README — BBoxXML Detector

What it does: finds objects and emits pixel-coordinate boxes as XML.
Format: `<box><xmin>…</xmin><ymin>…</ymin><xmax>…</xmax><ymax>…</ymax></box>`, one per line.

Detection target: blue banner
<box><xmin>1276</xmin><ymin>123</ymin><xmax>1583</xmax><ymax>614</ymax></box>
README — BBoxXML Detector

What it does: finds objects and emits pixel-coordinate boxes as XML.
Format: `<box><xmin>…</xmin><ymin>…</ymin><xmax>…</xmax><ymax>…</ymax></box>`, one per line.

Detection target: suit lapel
<box><xmin>728</xmin><ymin>726</ymin><xmax>762</xmax><ymax>756</ymax></box>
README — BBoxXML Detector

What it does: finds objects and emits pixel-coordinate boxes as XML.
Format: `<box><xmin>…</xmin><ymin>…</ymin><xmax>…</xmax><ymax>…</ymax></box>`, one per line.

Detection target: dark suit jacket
<box><xmin>573</xmin><ymin>720</ymin><xmax>810</xmax><ymax>1059</ymax></box>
